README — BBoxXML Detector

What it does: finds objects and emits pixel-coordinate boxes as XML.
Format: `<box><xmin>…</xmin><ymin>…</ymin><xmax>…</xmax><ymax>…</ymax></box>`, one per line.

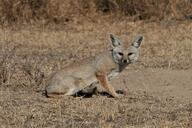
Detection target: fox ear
<box><xmin>132</xmin><ymin>36</ymin><xmax>143</xmax><ymax>48</ymax></box>
<box><xmin>110</xmin><ymin>34</ymin><xmax>121</xmax><ymax>47</ymax></box>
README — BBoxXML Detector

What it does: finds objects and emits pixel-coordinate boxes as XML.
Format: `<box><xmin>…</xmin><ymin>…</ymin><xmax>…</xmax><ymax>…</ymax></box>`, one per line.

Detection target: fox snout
<box><xmin>122</xmin><ymin>58</ymin><xmax>129</xmax><ymax>64</ymax></box>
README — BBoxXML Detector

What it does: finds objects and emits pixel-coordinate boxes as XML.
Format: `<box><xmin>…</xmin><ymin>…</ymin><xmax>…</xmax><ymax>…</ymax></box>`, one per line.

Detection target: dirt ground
<box><xmin>0</xmin><ymin>20</ymin><xmax>192</xmax><ymax>127</ymax></box>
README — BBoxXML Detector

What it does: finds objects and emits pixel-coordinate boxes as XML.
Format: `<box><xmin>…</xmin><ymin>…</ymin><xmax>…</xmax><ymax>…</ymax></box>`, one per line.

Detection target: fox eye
<box><xmin>118</xmin><ymin>52</ymin><xmax>124</xmax><ymax>56</ymax></box>
<box><xmin>128</xmin><ymin>53</ymin><xmax>134</xmax><ymax>56</ymax></box>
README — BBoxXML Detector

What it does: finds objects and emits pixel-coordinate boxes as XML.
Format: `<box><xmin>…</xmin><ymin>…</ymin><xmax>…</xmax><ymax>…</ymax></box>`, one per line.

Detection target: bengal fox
<box><xmin>45</xmin><ymin>34</ymin><xmax>143</xmax><ymax>98</ymax></box>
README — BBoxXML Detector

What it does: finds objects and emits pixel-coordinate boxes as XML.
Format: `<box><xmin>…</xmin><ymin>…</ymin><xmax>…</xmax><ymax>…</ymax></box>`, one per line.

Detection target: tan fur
<box><xmin>45</xmin><ymin>34</ymin><xmax>143</xmax><ymax>98</ymax></box>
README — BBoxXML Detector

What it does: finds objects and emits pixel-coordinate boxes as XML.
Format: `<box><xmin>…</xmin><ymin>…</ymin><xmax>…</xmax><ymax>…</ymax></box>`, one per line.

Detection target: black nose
<box><xmin>123</xmin><ymin>60</ymin><xmax>127</xmax><ymax>63</ymax></box>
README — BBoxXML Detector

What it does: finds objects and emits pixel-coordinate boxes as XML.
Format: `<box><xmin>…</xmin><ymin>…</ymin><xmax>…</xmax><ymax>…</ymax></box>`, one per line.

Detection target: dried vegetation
<box><xmin>0</xmin><ymin>0</ymin><xmax>192</xmax><ymax>127</ymax></box>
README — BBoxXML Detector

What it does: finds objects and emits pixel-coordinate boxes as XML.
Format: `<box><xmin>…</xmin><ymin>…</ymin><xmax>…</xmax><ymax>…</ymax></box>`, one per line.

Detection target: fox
<box><xmin>45</xmin><ymin>34</ymin><xmax>143</xmax><ymax>98</ymax></box>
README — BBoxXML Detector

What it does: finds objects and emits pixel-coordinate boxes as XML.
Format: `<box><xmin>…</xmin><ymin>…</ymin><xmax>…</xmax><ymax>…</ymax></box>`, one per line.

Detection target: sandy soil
<box><xmin>114</xmin><ymin>68</ymin><xmax>192</xmax><ymax>101</ymax></box>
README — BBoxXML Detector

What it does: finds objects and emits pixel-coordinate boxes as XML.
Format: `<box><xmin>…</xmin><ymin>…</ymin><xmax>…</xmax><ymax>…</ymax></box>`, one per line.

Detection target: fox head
<box><xmin>110</xmin><ymin>34</ymin><xmax>143</xmax><ymax>65</ymax></box>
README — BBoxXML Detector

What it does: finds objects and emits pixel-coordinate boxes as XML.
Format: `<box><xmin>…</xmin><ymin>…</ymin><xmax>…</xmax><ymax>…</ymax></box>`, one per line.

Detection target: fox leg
<box><xmin>81</xmin><ymin>81</ymin><xmax>98</xmax><ymax>94</ymax></box>
<box><xmin>95</xmin><ymin>73</ymin><xmax>119</xmax><ymax>98</ymax></box>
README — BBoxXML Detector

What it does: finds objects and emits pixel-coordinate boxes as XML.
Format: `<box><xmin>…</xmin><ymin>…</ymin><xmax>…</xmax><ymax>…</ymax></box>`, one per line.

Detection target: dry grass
<box><xmin>0</xmin><ymin>0</ymin><xmax>192</xmax><ymax>24</ymax></box>
<box><xmin>0</xmin><ymin>19</ymin><xmax>192</xmax><ymax>127</ymax></box>
<box><xmin>0</xmin><ymin>18</ymin><xmax>192</xmax><ymax>90</ymax></box>
<box><xmin>0</xmin><ymin>89</ymin><xmax>192</xmax><ymax>128</ymax></box>
<box><xmin>0</xmin><ymin>3</ymin><xmax>192</xmax><ymax>127</ymax></box>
